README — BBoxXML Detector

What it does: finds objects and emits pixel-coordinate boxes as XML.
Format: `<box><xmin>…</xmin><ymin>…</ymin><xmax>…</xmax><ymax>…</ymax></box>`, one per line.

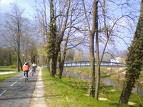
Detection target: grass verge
<box><xmin>0</xmin><ymin>66</ymin><xmax>16</xmax><ymax>72</ymax></box>
<box><xmin>0</xmin><ymin>72</ymin><xmax>18</xmax><ymax>82</ymax></box>
<box><xmin>42</xmin><ymin>67</ymin><xmax>143</xmax><ymax>107</ymax></box>
<box><xmin>0</xmin><ymin>66</ymin><xmax>18</xmax><ymax>82</ymax></box>
<box><xmin>64</xmin><ymin>67</ymin><xmax>113</xmax><ymax>78</ymax></box>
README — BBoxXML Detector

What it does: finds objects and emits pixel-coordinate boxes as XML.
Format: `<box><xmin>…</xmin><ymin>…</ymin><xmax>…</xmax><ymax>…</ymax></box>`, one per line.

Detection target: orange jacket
<box><xmin>22</xmin><ymin>65</ymin><xmax>30</xmax><ymax>71</ymax></box>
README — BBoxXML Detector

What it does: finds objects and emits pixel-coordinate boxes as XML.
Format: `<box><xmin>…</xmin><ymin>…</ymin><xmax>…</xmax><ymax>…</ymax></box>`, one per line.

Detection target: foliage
<box><xmin>119</xmin><ymin>1</ymin><xmax>143</xmax><ymax>104</ymax></box>
<box><xmin>47</xmin><ymin>25</ymin><xmax>56</xmax><ymax>61</ymax></box>
<box><xmin>0</xmin><ymin>48</ymin><xmax>16</xmax><ymax>66</ymax></box>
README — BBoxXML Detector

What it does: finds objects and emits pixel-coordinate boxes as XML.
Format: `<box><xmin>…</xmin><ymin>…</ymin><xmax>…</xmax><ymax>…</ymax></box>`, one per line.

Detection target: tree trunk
<box><xmin>59</xmin><ymin>48</ymin><xmax>67</xmax><ymax>79</ymax></box>
<box><xmin>119</xmin><ymin>0</ymin><xmax>143</xmax><ymax>105</ymax></box>
<box><xmin>59</xmin><ymin>59</ymin><xmax>64</xmax><ymax>79</ymax></box>
<box><xmin>89</xmin><ymin>32</ymin><xmax>96</xmax><ymax>97</ymax></box>
<box><xmin>50</xmin><ymin>55</ymin><xmax>58</xmax><ymax>76</ymax></box>
<box><xmin>95</xmin><ymin>1</ymin><xmax>100</xmax><ymax>100</ymax></box>
<box><xmin>9</xmin><ymin>52</ymin><xmax>12</xmax><ymax>65</ymax></box>
<box><xmin>89</xmin><ymin>0</ymin><xmax>97</xmax><ymax>98</ymax></box>
<box><xmin>17</xmin><ymin>27</ymin><xmax>20</xmax><ymax>72</ymax></box>
<box><xmin>19</xmin><ymin>57</ymin><xmax>23</xmax><ymax>71</ymax></box>
<box><xmin>48</xmin><ymin>0</ymin><xmax>70</xmax><ymax>77</ymax></box>
<box><xmin>119</xmin><ymin>79</ymin><xmax>134</xmax><ymax>104</ymax></box>
<box><xmin>49</xmin><ymin>0</ymin><xmax>57</xmax><ymax>77</ymax></box>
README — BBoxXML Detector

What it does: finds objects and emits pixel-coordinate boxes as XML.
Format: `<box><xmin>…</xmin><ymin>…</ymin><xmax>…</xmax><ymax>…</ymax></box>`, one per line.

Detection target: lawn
<box><xmin>0</xmin><ymin>73</ymin><xmax>18</xmax><ymax>82</ymax></box>
<box><xmin>0</xmin><ymin>66</ymin><xmax>18</xmax><ymax>82</ymax></box>
<box><xmin>64</xmin><ymin>67</ymin><xmax>116</xmax><ymax>78</ymax></box>
<box><xmin>64</xmin><ymin>66</ymin><xmax>119</xmax><ymax>73</ymax></box>
<box><xmin>0</xmin><ymin>66</ymin><xmax>16</xmax><ymax>72</ymax></box>
<box><xmin>42</xmin><ymin>67</ymin><xmax>143</xmax><ymax>107</ymax></box>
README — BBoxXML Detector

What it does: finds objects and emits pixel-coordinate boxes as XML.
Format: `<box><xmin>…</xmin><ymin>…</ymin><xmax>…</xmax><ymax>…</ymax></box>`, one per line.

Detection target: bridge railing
<box><xmin>64</xmin><ymin>61</ymin><xmax>125</xmax><ymax>67</ymax></box>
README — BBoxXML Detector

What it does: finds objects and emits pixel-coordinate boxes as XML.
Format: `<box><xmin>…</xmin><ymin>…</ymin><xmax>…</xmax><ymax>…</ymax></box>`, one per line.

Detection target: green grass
<box><xmin>0</xmin><ymin>72</ymin><xmax>18</xmax><ymax>82</ymax></box>
<box><xmin>64</xmin><ymin>67</ymin><xmax>91</xmax><ymax>74</ymax></box>
<box><xmin>64</xmin><ymin>66</ymin><xmax>123</xmax><ymax>72</ymax></box>
<box><xmin>0</xmin><ymin>66</ymin><xmax>16</xmax><ymax>72</ymax></box>
<box><xmin>42</xmin><ymin>67</ymin><xmax>143</xmax><ymax>107</ymax></box>
<box><xmin>0</xmin><ymin>66</ymin><xmax>18</xmax><ymax>82</ymax></box>
<box><xmin>100</xmin><ymin>85</ymin><xmax>143</xmax><ymax>106</ymax></box>
<box><xmin>64</xmin><ymin>67</ymin><xmax>112</xmax><ymax>78</ymax></box>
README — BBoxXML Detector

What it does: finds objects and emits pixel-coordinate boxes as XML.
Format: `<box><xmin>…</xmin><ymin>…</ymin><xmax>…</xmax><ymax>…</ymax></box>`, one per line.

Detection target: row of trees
<box><xmin>0</xmin><ymin>48</ymin><xmax>15</xmax><ymax>66</ymax></box>
<box><xmin>39</xmin><ymin>0</ymin><xmax>143</xmax><ymax>105</ymax></box>
<box><xmin>0</xmin><ymin>5</ymin><xmax>38</xmax><ymax>70</ymax></box>
<box><xmin>36</xmin><ymin>0</ymin><xmax>85</xmax><ymax>77</ymax></box>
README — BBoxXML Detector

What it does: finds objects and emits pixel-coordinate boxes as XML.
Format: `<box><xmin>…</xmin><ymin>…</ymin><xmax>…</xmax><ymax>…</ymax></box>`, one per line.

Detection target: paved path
<box><xmin>30</xmin><ymin>67</ymin><xmax>47</xmax><ymax>107</ymax></box>
<box><xmin>0</xmin><ymin>71</ymin><xmax>16</xmax><ymax>75</ymax></box>
<box><xmin>0</xmin><ymin>68</ymin><xmax>38</xmax><ymax>107</ymax></box>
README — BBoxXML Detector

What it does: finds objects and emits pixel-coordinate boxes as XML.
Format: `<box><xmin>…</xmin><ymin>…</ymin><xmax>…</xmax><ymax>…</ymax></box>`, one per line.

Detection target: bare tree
<box><xmin>3</xmin><ymin>5</ymin><xmax>24</xmax><ymax>71</ymax></box>
<box><xmin>56</xmin><ymin>0</ymin><xmax>85</xmax><ymax>78</ymax></box>
<box><xmin>82</xmin><ymin>0</ymin><xmax>97</xmax><ymax>97</ymax></box>
<box><xmin>1</xmin><ymin>4</ymin><xmax>38</xmax><ymax>70</ymax></box>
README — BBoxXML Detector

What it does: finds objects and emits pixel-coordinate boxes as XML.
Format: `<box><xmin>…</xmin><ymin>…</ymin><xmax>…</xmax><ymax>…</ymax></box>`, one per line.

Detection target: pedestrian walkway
<box><xmin>0</xmin><ymin>71</ymin><xmax>16</xmax><ymax>75</ymax></box>
<box><xmin>30</xmin><ymin>67</ymin><xmax>47</xmax><ymax>107</ymax></box>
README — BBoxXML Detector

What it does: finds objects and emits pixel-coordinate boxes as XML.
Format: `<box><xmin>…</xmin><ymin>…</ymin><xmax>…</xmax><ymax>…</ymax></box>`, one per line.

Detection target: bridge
<box><xmin>64</xmin><ymin>61</ymin><xmax>125</xmax><ymax>67</ymax></box>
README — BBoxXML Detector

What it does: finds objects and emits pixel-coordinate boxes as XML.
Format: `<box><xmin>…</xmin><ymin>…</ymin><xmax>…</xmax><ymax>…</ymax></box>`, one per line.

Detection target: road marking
<box><xmin>0</xmin><ymin>90</ymin><xmax>7</xmax><ymax>96</ymax></box>
<box><xmin>10</xmin><ymin>81</ymin><xmax>17</xmax><ymax>86</ymax></box>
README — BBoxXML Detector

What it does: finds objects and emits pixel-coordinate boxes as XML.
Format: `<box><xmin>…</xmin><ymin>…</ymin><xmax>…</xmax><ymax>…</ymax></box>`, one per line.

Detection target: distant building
<box><xmin>110</xmin><ymin>57</ymin><xmax>125</xmax><ymax>63</ymax></box>
<box><xmin>110</xmin><ymin>59</ymin><xmax>119</xmax><ymax>63</ymax></box>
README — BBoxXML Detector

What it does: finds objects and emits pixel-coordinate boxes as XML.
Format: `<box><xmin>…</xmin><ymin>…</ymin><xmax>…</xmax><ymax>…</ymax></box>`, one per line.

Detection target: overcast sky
<box><xmin>0</xmin><ymin>0</ymin><xmax>36</xmax><ymax>19</ymax></box>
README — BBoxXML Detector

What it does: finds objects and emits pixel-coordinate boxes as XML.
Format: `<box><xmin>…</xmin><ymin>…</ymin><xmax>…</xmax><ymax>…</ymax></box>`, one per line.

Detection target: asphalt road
<box><xmin>0</xmin><ymin>71</ymin><xmax>38</xmax><ymax>107</ymax></box>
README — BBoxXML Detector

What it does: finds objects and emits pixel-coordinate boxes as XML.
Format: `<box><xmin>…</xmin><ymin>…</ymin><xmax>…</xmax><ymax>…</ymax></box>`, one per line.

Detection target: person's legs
<box><xmin>26</xmin><ymin>71</ymin><xmax>28</xmax><ymax>78</ymax></box>
<box><xmin>24</xmin><ymin>71</ymin><xmax>26</xmax><ymax>77</ymax></box>
<box><xmin>34</xmin><ymin>67</ymin><xmax>36</xmax><ymax>72</ymax></box>
<box><xmin>32</xmin><ymin>70</ymin><xmax>34</xmax><ymax>76</ymax></box>
<box><xmin>32</xmin><ymin>68</ymin><xmax>35</xmax><ymax>76</ymax></box>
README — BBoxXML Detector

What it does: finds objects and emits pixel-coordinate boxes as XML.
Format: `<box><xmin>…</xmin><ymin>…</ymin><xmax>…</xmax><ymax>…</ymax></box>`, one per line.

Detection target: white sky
<box><xmin>0</xmin><ymin>0</ymin><xmax>14</xmax><ymax>5</ymax></box>
<box><xmin>0</xmin><ymin>0</ymin><xmax>35</xmax><ymax>19</ymax></box>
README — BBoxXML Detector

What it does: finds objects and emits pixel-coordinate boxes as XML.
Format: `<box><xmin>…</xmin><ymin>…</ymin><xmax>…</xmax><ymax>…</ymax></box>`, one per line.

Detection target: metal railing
<box><xmin>64</xmin><ymin>61</ymin><xmax>125</xmax><ymax>67</ymax></box>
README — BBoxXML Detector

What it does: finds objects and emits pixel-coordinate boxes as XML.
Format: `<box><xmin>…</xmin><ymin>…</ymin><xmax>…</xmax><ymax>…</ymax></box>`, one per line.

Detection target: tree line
<box><xmin>42</xmin><ymin>0</ymin><xmax>143</xmax><ymax>105</ymax></box>
<box><xmin>0</xmin><ymin>5</ymin><xmax>38</xmax><ymax>70</ymax></box>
